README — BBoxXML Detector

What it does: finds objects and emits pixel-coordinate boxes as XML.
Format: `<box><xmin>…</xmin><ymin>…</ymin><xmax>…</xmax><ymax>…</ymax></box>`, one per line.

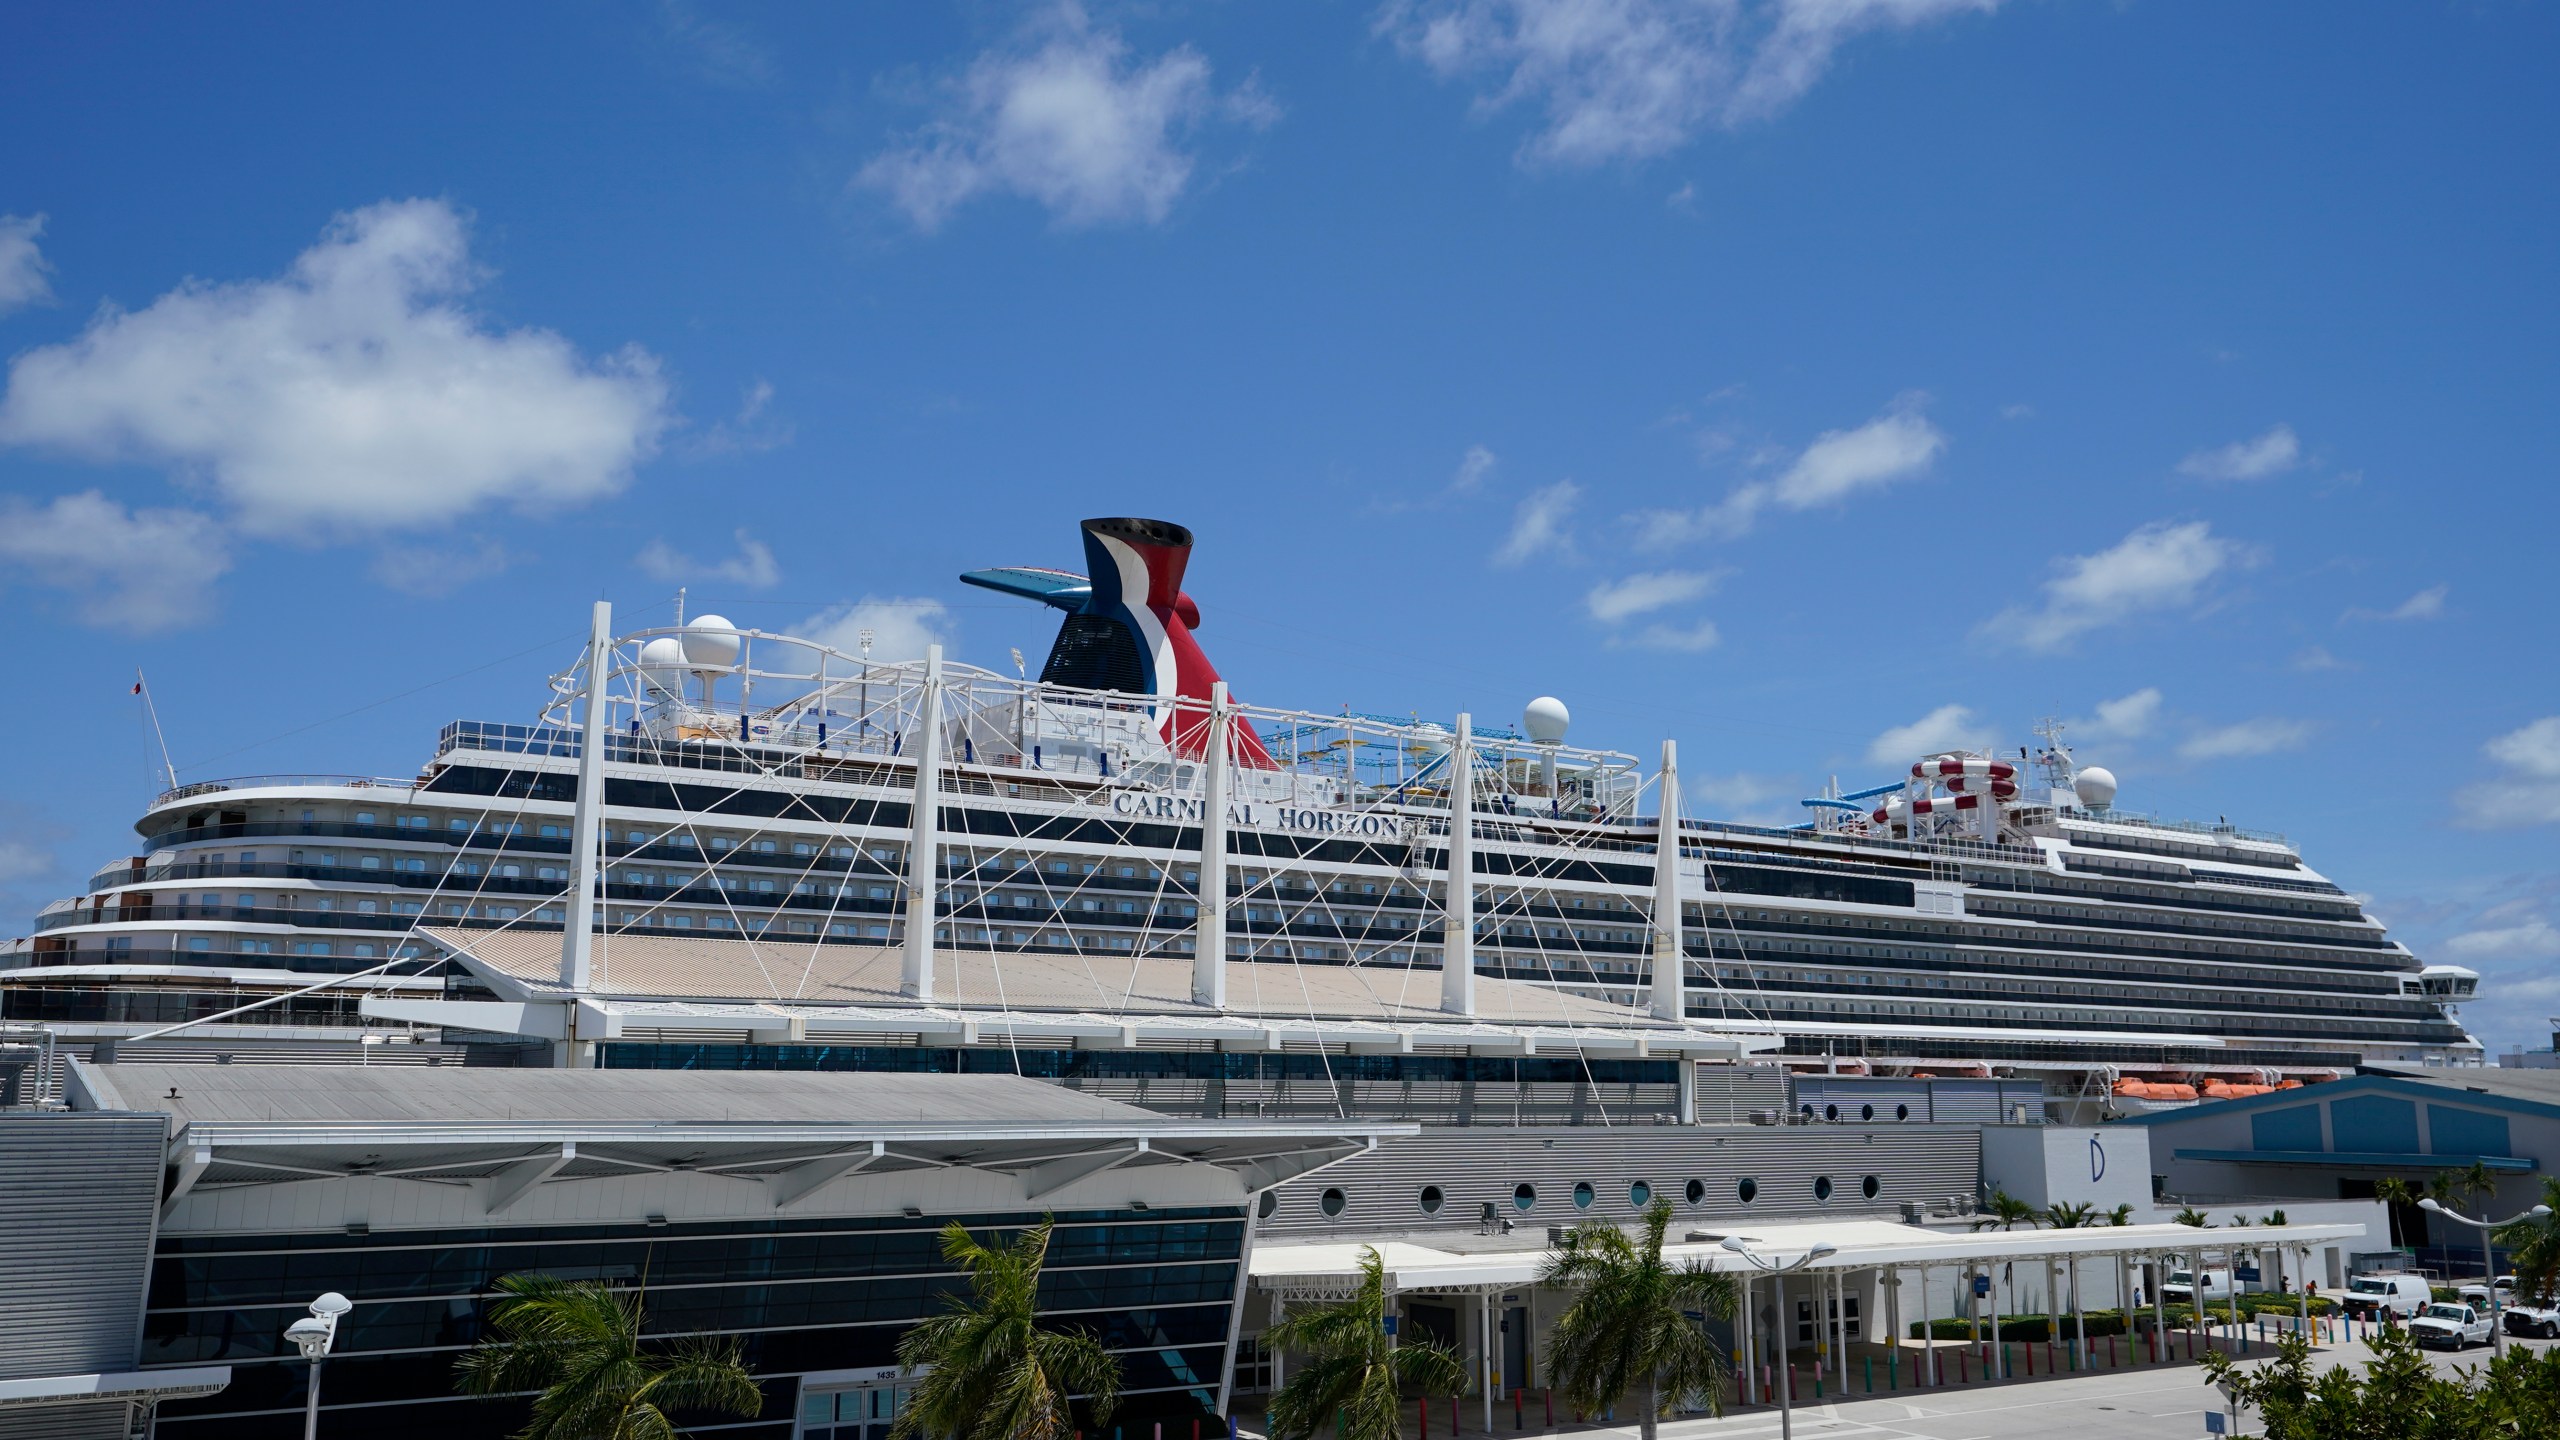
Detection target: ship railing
<box><xmin>2067</xmin><ymin>808</ymin><xmax>2291</xmax><ymax>847</ymax></box>
<box><xmin>155</xmin><ymin>775</ymin><xmax>417</xmax><ymax>807</ymax></box>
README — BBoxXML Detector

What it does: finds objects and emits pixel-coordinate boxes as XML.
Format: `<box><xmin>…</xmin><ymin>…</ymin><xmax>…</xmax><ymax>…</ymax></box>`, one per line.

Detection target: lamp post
<box><xmin>2419</xmin><ymin>1197</ymin><xmax>2552</xmax><ymax>1353</ymax></box>
<box><xmin>1721</xmin><ymin>1236</ymin><xmax>1837</xmax><ymax>1440</ymax></box>
<box><xmin>284</xmin><ymin>1292</ymin><xmax>351</xmax><ymax>1440</ymax></box>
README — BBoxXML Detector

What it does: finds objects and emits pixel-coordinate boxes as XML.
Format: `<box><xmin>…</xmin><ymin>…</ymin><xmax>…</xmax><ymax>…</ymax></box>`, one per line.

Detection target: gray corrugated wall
<box><xmin>0</xmin><ymin>1113</ymin><xmax>165</xmax><ymax>1380</ymax></box>
<box><xmin>1789</xmin><ymin>1076</ymin><xmax>2047</xmax><ymax>1125</ymax></box>
<box><xmin>1260</xmin><ymin>1125</ymin><xmax>1980</xmax><ymax>1235</ymax></box>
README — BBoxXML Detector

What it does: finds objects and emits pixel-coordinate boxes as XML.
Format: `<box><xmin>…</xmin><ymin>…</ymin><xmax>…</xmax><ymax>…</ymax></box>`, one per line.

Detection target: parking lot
<box><xmin>1361</xmin><ymin>1330</ymin><xmax>2560</xmax><ymax>1440</ymax></box>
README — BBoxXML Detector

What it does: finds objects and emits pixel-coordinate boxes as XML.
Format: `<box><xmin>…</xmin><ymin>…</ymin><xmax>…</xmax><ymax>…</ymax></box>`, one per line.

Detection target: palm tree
<box><xmin>2044</xmin><ymin>1202</ymin><xmax>2096</xmax><ymax>1229</ymax></box>
<box><xmin>1264</xmin><ymin>1248</ymin><xmax>1466</xmax><ymax>1440</ymax></box>
<box><xmin>2105</xmin><ymin>1204</ymin><xmax>2135</xmax><ymax>1227</ymax></box>
<box><xmin>893</xmin><ymin>1220</ymin><xmax>1120</xmax><ymax>1440</ymax></box>
<box><xmin>456</xmin><ymin>1274</ymin><xmax>763</xmax><ymax>1440</ymax></box>
<box><xmin>2260</xmin><ymin>1209</ymin><xmax>2288</xmax><ymax>1227</ymax></box>
<box><xmin>2494</xmin><ymin>1179</ymin><xmax>2560</xmax><ymax>1305</ymax></box>
<box><xmin>2171</xmin><ymin>1207</ymin><xmax>2213</xmax><ymax>1228</ymax></box>
<box><xmin>1971</xmin><ymin>1189</ymin><xmax>2040</xmax><ymax>1232</ymax></box>
<box><xmin>1541</xmin><ymin>1200</ymin><xmax>1738</xmax><ymax>1440</ymax></box>
<box><xmin>2458</xmin><ymin>1159</ymin><xmax>2499</xmax><ymax>1215</ymax></box>
<box><xmin>2375</xmin><ymin>1177</ymin><xmax>2418</xmax><ymax>1249</ymax></box>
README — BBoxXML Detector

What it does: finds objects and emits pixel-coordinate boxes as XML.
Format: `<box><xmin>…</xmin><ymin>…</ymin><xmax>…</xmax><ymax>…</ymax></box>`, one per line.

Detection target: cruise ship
<box><xmin>2</xmin><ymin>516</ymin><xmax>2479</xmax><ymax>1098</ymax></box>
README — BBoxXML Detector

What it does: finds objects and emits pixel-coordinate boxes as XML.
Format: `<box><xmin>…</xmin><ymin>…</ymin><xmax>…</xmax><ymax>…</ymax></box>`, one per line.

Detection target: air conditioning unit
<box><xmin>1748</xmin><ymin>1109</ymin><xmax>1780</xmax><ymax>1125</ymax></box>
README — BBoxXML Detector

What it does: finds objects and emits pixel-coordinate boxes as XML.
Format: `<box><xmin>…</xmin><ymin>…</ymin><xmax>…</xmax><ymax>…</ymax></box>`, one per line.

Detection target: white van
<box><xmin>2162</xmin><ymin>1269</ymin><xmax>2234</xmax><ymax>1304</ymax></box>
<box><xmin>2342</xmin><ymin>1273</ymin><xmax>2432</xmax><ymax>1319</ymax></box>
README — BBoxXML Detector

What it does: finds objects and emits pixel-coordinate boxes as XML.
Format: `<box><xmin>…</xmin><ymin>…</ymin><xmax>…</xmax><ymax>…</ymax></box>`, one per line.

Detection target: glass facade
<box><xmin>145</xmin><ymin>1207</ymin><xmax>1245</xmax><ymax>1440</ymax></box>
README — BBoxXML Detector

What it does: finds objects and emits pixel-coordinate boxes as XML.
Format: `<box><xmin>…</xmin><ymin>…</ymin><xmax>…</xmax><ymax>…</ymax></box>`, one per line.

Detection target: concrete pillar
<box><xmin>901</xmin><ymin>645</ymin><xmax>945</xmax><ymax>1000</ymax></box>
<box><xmin>1648</xmin><ymin>739</ymin><xmax>1684</xmax><ymax>1022</ymax></box>
<box><xmin>560</xmin><ymin>599</ymin><xmax>612</xmax><ymax>995</ymax></box>
<box><xmin>1194</xmin><ymin>681</ymin><xmax>1231</xmax><ymax>1008</ymax></box>
<box><xmin>1441</xmin><ymin>714</ymin><xmax>1476</xmax><ymax>1016</ymax></box>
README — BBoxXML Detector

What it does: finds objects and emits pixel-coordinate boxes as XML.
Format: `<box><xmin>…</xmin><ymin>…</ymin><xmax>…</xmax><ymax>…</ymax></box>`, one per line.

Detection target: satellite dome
<box><xmin>681</xmin><ymin>615</ymin><xmax>741</xmax><ymax>669</ymax></box>
<box><xmin>1523</xmin><ymin>696</ymin><xmax>1571</xmax><ymax>745</ymax></box>
<box><xmin>639</xmin><ymin>636</ymin><xmax>689</xmax><ymax>691</ymax></box>
<box><xmin>2073</xmin><ymin>766</ymin><xmax>2118</xmax><ymax>810</ymax></box>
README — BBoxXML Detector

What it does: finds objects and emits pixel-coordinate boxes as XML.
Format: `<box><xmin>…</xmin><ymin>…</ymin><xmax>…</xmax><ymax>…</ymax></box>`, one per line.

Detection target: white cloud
<box><xmin>1615</xmin><ymin>619</ymin><xmax>1721</xmax><ymax>651</ymax></box>
<box><xmin>2442</xmin><ymin>919</ymin><xmax>2560</xmax><ymax>963</ymax></box>
<box><xmin>792</xmin><ymin>596</ymin><xmax>955</xmax><ymax>664</ymax></box>
<box><xmin>2176</xmin><ymin>423</ymin><xmax>2300</xmax><ymax>482</ymax></box>
<box><xmin>1979</xmin><ymin>520</ymin><xmax>2247</xmax><ymax>654</ymax></box>
<box><xmin>637</xmin><ymin>528</ymin><xmax>781</xmax><ymax>588</ymax></box>
<box><xmin>2291</xmin><ymin>645</ymin><xmax>2352</xmax><ymax>673</ymax></box>
<box><xmin>1494</xmin><ymin>478</ymin><xmax>1581</xmax><ymax>565</ymax></box>
<box><xmin>1638</xmin><ymin>399</ymin><xmax>1943</xmax><ymax>545</ymax></box>
<box><xmin>0</xmin><ymin>835</ymin><xmax>53</xmax><ymax>888</ymax></box>
<box><xmin>371</xmin><ymin>539</ymin><xmax>521</xmax><ymax>597</ymax></box>
<box><xmin>1586</xmin><ymin>568</ymin><xmax>1716</xmax><ymax>622</ymax></box>
<box><xmin>2456</xmin><ymin>717</ymin><xmax>2560</xmax><ymax>829</ymax></box>
<box><xmin>655</xmin><ymin>0</ymin><xmax>778</xmax><ymax>88</ymax></box>
<box><xmin>860</xmin><ymin>4</ymin><xmax>1276</xmax><ymax>232</ymax></box>
<box><xmin>2343</xmin><ymin>583</ymin><xmax>2448</xmax><ymax>623</ymax></box>
<box><xmin>0</xmin><ymin>213</ymin><xmax>53</xmax><ymax>315</ymax></box>
<box><xmin>2177</xmin><ymin>718</ymin><xmax>2312</xmax><ymax>762</ymax></box>
<box><xmin>1450</xmin><ymin>443</ymin><xmax>1497</xmax><ymax>494</ymax></box>
<box><xmin>2085</xmin><ymin>687</ymin><xmax>2163</xmax><ymax>740</ymax></box>
<box><xmin>0</xmin><ymin>199</ymin><xmax>668</xmax><ymax>539</ymax></box>
<box><xmin>0</xmin><ymin>490</ymin><xmax>230</xmax><ymax>633</ymax></box>
<box><xmin>687</xmin><ymin>378</ymin><xmax>793</xmax><ymax>457</ymax></box>
<box><xmin>1382</xmin><ymin>0</ymin><xmax>2000</xmax><ymax>167</ymax></box>
<box><xmin>1685</xmin><ymin>769</ymin><xmax>1792</xmax><ymax>824</ymax></box>
<box><xmin>1865</xmin><ymin>703</ymin><xmax>1991</xmax><ymax>766</ymax></box>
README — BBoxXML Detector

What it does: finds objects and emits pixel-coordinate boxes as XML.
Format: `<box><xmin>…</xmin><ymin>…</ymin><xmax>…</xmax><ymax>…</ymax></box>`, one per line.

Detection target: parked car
<box><xmin>2409</xmin><ymin>1303</ymin><xmax>2493</xmax><ymax>1350</ymax></box>
<box><xmin>2341</xmin><ymin>1273</ymin><xmax>2433</xmax><ymax>1319</ymax></box>
<box><xmin>2500</xmin><ymin>1303</ymin><xmax>2560</xmax><ymax>1339</ymax></box>
<box><xmin>2458</xmin><ymin>1276</ymin><xmax>2518</xmax><ymax>1309</ymax></box>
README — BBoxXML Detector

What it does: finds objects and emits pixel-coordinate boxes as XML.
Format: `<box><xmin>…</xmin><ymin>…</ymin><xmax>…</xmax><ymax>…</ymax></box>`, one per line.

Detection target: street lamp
<box><xmin>2419</xmin><ymin>1198</ymin><xmax>2552</xmax><ymax>1353</ymax></box>
<box><xmin>284</xmin><ymin>1292</ymin><xmax>351</xmax><ymax>1440</ymax></box>
<box><xmin>1720</xmin><ymin>1236</ymin><xmax>1838</xmax><ymax>1440</ymax></box>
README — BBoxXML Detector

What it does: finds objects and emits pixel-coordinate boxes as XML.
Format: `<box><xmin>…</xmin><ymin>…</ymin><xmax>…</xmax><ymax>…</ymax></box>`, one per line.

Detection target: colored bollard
<box><xmin>1418</xmin><ymin>1398</ymin><xmax>1428</xmax><ymax>1439</ymax></box>
<box><xmin>1889</xmin><ymin>1350</ymin><xmax>1899</xmax><ymax>1391</ymax></box>
<box><xmin>1865</xmin><ymin>1355</ymin><xmax>1874</xmax><ymax>1394</ymax></box>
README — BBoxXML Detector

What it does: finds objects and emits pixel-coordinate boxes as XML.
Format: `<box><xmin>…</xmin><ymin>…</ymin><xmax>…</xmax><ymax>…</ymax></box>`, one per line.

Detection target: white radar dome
<box><xmin>639</xmin><ymin>636</ymin><xmax>689</xmax><ymax>691</ymax></box>
<box><xmin>2073</xmin><ymin>766</ymin><xmax>2118</xmax><ymax>810</ymax></box>
<box><xmin>681</xmin><ymin>615</ymin><xmax>741</xmax><ymax>669</ymax></box>
<box><xmin>1523</xmin><ymin>696</ymin><xmax>1571</xmax><ymax>745</ymax></box>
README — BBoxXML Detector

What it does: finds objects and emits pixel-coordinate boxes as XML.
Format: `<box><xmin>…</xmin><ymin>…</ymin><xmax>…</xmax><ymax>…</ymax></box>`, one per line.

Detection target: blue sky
<box><xmin>1</xmin><ymin>2</ymin><xmax>2553</xmax><ymax>1046</ymax></box>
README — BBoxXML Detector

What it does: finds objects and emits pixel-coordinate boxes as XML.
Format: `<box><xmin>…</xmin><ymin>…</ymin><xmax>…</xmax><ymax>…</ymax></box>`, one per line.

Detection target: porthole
<box><xmin>1685</xmin><ymin>1179</ymin><xmax>1705</xmax><ymax>1205</ymax></box>
<box><xmin>1895</xmin><ymin>1103</ymin><xmax>1910</xmax><ymax>1121</ymax></box>
<box><xmin>1514</xmin><ymin>1183</ymin><xmax>1537</xmax><ymax>1212</ymax></box>
<box><xmin>1420</xmin><ymin>1185</ymin><xmax>1445</xmax><ymax>1215</ymax></box>
<box><xmin>1737</xmin><ymin>1177</ymin><xmax>1759</xmax><ymax>1204</ymax></box>
<box><xmin>1573</xmin><ymin>1182</ymin><xmax>1595</xmax><ymax>1210</ymax></box>
<box><xmin>1814</xmin><ymin>1176</ymin><xmax>1834</xmax><ymax>1202</ymax></box>
<box><xmin>1862</xmin><ymin>1175</ymin><xmax>1881</xmax><ymax>1201</ymax></box>
<box><xmin>1258</xmin><ymin>1191</ymin><xmax>1279</xmax><ymax>1219</ymax></box>
<box><xmin>1320</xmin><ymin>1187</ymin><xmax>1347</xmax><ymax>1217</ymax></box>
<box><xmin>1824</xmin><ymin>1104</ymin><xmax>1840</xmax><ymax>1122</ymax></box>
<box><xmin>1629</xmin><ymin>1181</ymin><xmax>1652</xmax><ymax>1208</ymax></box>
<box><xmin>1860</xmin><ymin>1104</ymin><xmax>1875</xmax><ymax>1121</ymax></box>
<box><xmin>1799</xmin><ymin>1103</ymin><xmax>1815</xmax><ymax>1120</ymax></box>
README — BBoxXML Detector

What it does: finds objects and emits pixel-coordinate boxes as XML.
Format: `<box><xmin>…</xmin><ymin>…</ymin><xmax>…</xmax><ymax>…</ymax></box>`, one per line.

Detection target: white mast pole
<box><xmin>1649</xmin><ymin>738</ymin><xmax>1685</xmax><ymax>1023</ymax></box>
<box><xmin>1441</xmin><ymin>713</ymin><xmax>1476</xmax><ymax>1016</ymax></box>
<box><xmin>561</xmin><ymin>601</ymin><xmax>610</xmax><ymax>998</ymax></box>
<box><xmin>1194</xmin><ymin>682</ymin><xmax>1231</xmax><ymax>1008</ymax></box>
<box><xmin>902</xmin><ymin>645</ymin><xmax>945</xmax><ymax>1000</ymax></box>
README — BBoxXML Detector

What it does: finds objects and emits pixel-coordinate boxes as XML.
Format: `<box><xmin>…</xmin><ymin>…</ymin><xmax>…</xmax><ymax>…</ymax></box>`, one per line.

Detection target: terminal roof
<box><xmin>422</xmin><ymin>928</ymin><xmax>1772</xmax><ymax>1058</ymax></box>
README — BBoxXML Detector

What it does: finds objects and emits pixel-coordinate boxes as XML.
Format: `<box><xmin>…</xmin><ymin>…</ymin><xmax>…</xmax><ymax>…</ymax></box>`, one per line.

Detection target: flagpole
<box><xmin>135</xmin><ymin>671</ymin><xmax>178</xmax><ymax>793</ymax></box>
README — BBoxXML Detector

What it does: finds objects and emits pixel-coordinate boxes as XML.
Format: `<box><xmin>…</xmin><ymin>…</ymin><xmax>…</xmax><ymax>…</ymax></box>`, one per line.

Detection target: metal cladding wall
<box><xmin>1789</xmin><ymin>1076</ymin><xmax>2048</xmax><ymax>1125</ymax></box>
<box><xmin>1258</xmin><ymin>1125</ymin><xmax>1981</xmax><ymax>1236</ymax></box>
<box><xmin>0</xmin><ymin>1112</ymin><xmax>167</xmax><ymax>1440</ymax></box>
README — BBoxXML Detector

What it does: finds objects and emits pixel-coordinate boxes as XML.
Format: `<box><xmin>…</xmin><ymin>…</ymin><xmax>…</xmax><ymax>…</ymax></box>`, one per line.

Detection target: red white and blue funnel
<box><xmin>963</xmin><ymin>518</ymin><xmax>1275</xmax><ymax>767</ymax></box>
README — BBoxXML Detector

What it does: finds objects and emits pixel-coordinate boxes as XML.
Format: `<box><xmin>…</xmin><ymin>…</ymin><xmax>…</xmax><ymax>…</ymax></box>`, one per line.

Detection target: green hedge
<box><xmin>1910</xmin><ymin>1312</ymin><xmax>2133</xmax><ymax>1341</ymax></box>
